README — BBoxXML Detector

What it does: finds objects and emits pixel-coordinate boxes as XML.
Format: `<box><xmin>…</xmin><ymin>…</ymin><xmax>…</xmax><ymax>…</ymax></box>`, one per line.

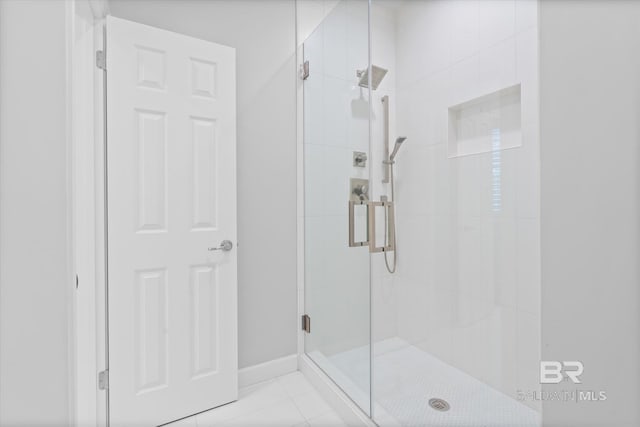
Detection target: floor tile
<box><xmin>307</xmin><ymin>411</ymin><xmax>349</xmax><ymax>427</ymax></box>
<box><xmin>277</xmin><ymin>372</ymin><xmax>318</xmax><ymax>398</ymax></box>
<box><xmin>165</xmin><ymin>415</ymin><xmax>198</xmax><ymax>426</ymax></box>
<box><xmin>197</xmin><ymin>379</ymin><xmax>288</xmax><ymax>425</ymax></box>
<box><xmin>193</xmin><ymin>371</ymin><xmax>347</xmax><ymax>427</ymax></box>
<box><xmin>221</xmin><ymin>399</ymin><xmax>306</xmax><ymax>427</ymax></box>
<box><xmin>292</xmin><ymin>391</ymin><xmax>333</xmax><ymax>420</ymax></box>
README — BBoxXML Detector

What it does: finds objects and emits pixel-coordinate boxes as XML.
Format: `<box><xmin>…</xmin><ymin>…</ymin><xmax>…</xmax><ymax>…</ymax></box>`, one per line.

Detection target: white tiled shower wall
<box><xmin>382</xmin><ymin>0</ymin><xmax>541</xmax><ymax>409</ymax></box>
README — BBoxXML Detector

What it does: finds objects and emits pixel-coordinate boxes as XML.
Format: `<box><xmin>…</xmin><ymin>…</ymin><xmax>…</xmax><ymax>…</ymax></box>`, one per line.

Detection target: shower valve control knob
<box><xmin>353</xmin><ymin>183</ymin><xmax>368</xmax><ymax>198</ymax></box>
<box><xmin>208</xmin><ymin>240</ymin><xmax>233</xmax><ymax>252</ymax></box>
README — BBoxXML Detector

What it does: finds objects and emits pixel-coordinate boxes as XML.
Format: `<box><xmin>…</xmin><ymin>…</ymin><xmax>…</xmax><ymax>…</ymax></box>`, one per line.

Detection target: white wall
<box><xmin>0</xmin><ymin>0</ymin><xmax>72</xmax><ymax>424</ymax></box>
<box><xmin>108</xmin><ymin>0</ymin><xmax>298</xmax><ymax>369</ymax></box>
<box><xmin>539</xmin><ymin>1</ymin><xmax>640</xmax><ymax>426</ymax></box>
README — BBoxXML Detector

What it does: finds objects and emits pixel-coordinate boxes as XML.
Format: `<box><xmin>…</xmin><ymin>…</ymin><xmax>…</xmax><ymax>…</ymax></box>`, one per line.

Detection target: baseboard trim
<box><xmin>298</xmin><ymin>354</ymin><xmax>375</xmax><ymax>427</ymax></box>
<box><xmin>238</xmin><ymin>354</ymin><xmax>298</xmax><ymax>388</ymax></box>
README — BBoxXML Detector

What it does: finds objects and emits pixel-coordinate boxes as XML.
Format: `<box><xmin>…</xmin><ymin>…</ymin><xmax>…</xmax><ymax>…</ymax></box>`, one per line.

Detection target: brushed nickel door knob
<box><xmin>208</xmin><ymin>240</ymin><xmax>233</xmax><ymax>252</ymax></box>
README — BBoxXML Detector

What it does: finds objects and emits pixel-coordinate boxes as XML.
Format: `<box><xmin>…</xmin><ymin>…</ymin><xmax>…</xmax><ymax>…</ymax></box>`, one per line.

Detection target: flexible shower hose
<box><xmin>384</xmin><ymin>161</ymin><xmax>397</xmax><ymax>274</ymax></box>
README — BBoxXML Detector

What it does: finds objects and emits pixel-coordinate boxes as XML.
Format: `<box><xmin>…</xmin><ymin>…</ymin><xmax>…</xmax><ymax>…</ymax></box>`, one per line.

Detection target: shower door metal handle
<box><xmin>367</xmin><ymin>200</ymin><xmax>395</xmax><ymax>253</ymax></box>
<box><xmin>349</xmin><ymin>200</ymin><xmax>395</xmax><ymax>252</ymax></box>
<box><xmin>348</xmin><ymin>200</ymin><xmax>369</xmax><ymax>247</ymax></box>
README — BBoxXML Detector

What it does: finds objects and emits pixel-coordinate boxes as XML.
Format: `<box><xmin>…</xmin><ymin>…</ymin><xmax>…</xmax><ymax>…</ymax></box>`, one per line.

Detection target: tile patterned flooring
<box><xmin>168</xmin><ymin>372</ymin><xmax>348</xmax><ymax>427</ymax></box>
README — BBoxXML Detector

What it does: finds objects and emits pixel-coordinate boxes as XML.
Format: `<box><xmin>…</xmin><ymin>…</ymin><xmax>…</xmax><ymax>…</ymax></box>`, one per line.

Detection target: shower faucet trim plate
<box><xmin>350</xmin><ymin>178</ymin><xmax>369</xmax><ymax>202</ymax></box>
<box><xmin>353</xmin><ymin>151</ymin><xmax>368</xmax><ymax>167</ymax></box>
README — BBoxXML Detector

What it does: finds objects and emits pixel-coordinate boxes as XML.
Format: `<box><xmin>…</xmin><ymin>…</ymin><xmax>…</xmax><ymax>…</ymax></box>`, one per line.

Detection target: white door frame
<box><xmin>69</xmin><ymin>0</ymin><xmax>110</xmax><ymax>426</ymax></box>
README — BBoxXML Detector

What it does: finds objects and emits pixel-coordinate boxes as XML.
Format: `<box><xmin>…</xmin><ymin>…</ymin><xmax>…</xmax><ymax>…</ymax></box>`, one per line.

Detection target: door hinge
<box><xmin>301</xmin><ymin>314</ymin><xmax>311</xmax><ymax>333</ymax></box>
<box><xmin>98</xmin><ymin>370</ymin><xmax>109</xmax><ymax>390</ymax></box>
<box><xmin>96</xmin><ymin>50</ymin><xmax>106</xmax><ymax>70</ymax></box>
<box><xmin>301</xmin><ymin>60</ymin><xmax>309</xmax><ymax>80</ymax></box>
<box><xmin>75</xmin><ymin>274</ymin><xmax>79</xmax><ymax>289</ymax></box>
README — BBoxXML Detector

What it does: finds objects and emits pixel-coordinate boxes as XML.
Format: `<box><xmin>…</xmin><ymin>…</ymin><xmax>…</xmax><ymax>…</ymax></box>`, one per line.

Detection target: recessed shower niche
<box><xmin>448</xmin><ymin>84</ymin><xmax>522</xmax><ymax>157</ymax></box>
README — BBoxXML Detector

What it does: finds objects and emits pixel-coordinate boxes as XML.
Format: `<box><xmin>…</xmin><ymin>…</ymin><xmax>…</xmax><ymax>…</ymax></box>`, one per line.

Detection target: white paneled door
<box><xmin>106</xmin><ymin>16</ymin><xmax>237</xmax><ymax>426</ymax></box>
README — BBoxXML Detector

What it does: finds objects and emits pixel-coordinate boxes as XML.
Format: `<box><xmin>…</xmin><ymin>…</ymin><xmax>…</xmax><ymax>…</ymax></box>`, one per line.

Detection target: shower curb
<box><xmin>298</xmin><ymin>354</ymin><xmax>376</xmax><ymax>427</ymax></box>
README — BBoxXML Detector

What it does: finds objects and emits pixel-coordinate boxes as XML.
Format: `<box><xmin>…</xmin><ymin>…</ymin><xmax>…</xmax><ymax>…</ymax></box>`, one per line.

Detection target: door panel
<box><xmin>106</xmin><ymin>16</ymin><xmax>237</xmax><ymax>426</ymax></box>
<box><xmin>302</xmin><ymin>0</ymin><xmax>372</xmax><ymax>416</ymax></box>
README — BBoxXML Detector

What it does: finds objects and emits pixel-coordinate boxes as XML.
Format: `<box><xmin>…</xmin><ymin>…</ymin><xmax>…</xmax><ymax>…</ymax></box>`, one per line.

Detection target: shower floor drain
<box><xmin>428</xmin><ymin>398</ymin><xmax>450</xmax><ymax>412</ymax></box>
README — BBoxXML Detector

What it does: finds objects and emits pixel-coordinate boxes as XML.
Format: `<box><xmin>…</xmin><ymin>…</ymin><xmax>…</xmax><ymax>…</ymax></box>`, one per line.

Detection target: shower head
<box><xmin>389</xmin><ymin>137</ymin><xmax>407</xmax><ymax>162</ymax></box>
<box><xmin>357</xmin><ymin>65</ymin><xmax>388</xmax><ymax>90</ymax></box>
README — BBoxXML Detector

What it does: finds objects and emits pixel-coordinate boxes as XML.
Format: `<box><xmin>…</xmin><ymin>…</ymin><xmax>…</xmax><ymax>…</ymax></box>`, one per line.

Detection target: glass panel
<box><xmin>302</xmin><ymin>0</ymin><xmax>372</xmax><ymax>416</ymax></box>
<box><xmin>369</xmin><ymin>1</ymin><xmax>541</xmax><ymax>426</ymax></box>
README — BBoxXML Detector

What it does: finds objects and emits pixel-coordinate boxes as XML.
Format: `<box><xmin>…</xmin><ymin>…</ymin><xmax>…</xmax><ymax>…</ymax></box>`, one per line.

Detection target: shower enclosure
<box><xmin>300</xmin><ymin>0</ymin><xmax>541</xmax><ymax>426</ymax></box>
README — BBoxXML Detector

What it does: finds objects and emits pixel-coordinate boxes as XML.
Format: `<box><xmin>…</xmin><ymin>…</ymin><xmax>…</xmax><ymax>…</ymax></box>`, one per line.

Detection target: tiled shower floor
<box><xmin>311</xmin><ymin>338</ymin><xmax>541</xmax><ymax>427</ymax></box>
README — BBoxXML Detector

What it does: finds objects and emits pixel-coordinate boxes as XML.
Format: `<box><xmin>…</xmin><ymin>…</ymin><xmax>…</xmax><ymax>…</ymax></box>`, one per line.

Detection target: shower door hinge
<box><xmin>301</xmin><ymin>60</ymin><xmax>310</xmax><ymax>80</ymax></box>
<box><xmin>96</xmin><ymin>50</ymin><xmax>106</xmax><ymax>70</ymax></box>
<box><xmin>98</xmin><ymin>370</ymin><xmax>109</xmax><ymax>390</ymax></box>
<box><xmin>301</xmin><ymin>314</ymin><xmax>311</xmax><ymax>333</ymax></box>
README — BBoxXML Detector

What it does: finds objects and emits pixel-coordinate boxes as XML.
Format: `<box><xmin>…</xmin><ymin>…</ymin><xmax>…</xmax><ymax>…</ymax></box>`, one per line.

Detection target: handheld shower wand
<box><xmin>388</xmin><ymin>137</ymin><xmax>407</xmax><ymax>163</ymax></box>
<box><xmin>384</xmin><ymin>136</ymin><xmax>407</xmax><ymax>274</ymax></box>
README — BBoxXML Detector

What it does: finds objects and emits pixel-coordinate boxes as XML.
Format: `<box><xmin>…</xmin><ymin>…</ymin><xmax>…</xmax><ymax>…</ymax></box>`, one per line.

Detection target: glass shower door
<box><xmin>368</xmin><ymin>1</ymin><xmax>542</xmax><ymax>426</ymax></box>
<box><xmin>302</xmin><ymin>0</ymin><xmax>372</xmax><ymax>416</ymax></box>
